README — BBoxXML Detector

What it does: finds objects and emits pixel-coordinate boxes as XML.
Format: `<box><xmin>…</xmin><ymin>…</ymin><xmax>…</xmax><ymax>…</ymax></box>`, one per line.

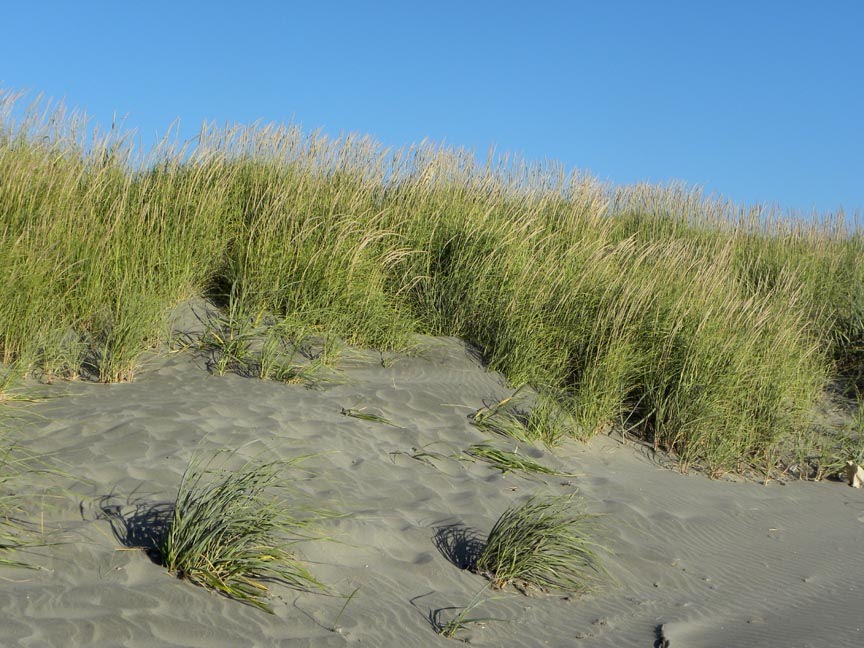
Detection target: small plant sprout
<box><xmin>341</xmin><ymin>407</ymin><xmax>400</xmax><ymax>427</ymax></box>
<box><xmin>431</xmin><ymin>583</ymin><xmax>504</xmax><ymax>640</ymax></box>
<box><xmin>388</xmin><ymin>443</ymin><xmax>453</xmax><ymax>467</ymax></box>
<box><xmin>476</xmin><ymin>494</ymin><xmax>604</xmax><ymax>594</ymax></box>
<box><xmin>330</xmin><ymin>585</ymin><xmax>360</xmax><ymax>633</ymax></box>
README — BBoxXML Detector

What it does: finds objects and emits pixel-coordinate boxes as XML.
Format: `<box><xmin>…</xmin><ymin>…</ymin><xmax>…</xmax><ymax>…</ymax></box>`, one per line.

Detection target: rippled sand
<box><xmin>3</xmin><ymin>328</ymin><xmax>863</xmax><ymax>647</ymax></box>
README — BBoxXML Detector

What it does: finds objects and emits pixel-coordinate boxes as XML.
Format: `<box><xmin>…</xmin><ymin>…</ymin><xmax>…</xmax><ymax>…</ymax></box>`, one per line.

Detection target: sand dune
<box><xmin>2</xmin><ymin>333</ymin><xmax>862</xmax><ymax>647</ymax></box>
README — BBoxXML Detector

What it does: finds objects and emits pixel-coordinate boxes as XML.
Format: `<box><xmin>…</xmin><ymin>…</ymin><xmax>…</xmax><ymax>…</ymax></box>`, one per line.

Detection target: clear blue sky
<box><xmin>3</xmin><ymin>1</ymin><xmax>862</xmax><ymax>215</ymax></box>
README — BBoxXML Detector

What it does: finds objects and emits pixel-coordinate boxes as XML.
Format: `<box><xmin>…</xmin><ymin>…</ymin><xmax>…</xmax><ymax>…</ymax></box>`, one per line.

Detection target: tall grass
<box><xmin>1</xmin><ymin>89</ymin><xmax>861</xmax><ymax>475</ymax></box>
<box><xmin>0</xmin><ymin>94</ymin><xmax>231</xmax><ymax>381</ymax></box>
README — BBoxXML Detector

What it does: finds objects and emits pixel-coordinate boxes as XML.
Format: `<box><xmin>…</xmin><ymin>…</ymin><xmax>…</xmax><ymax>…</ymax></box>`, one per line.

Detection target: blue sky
<box><xmin>2</xmin><ymin>1</ymin><xmax>862</xmax><ymax>215</ymax></box>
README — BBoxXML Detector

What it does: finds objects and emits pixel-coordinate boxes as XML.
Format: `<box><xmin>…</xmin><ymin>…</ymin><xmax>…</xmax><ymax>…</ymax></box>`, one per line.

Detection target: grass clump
<box><xmin>197</xmin><ymin>301</ymin><xmax>347</xmax><ymax>388</ymax></box>
<box><xmin>813</xmin><ymin>400</ymin><xmax>864</xmax><ymax>481</ymax></box>
<box><xmin>470</xmin><ymin>387</ymin><xmax>577</xmax><ymax>447</ymax></box>
<box><xmin>476</xmin><ymin>494</ymin><xmax>603</xmax><ymax>594</ymax></box>
<box><xmin>158</xmin><ymin>454</ymin><xmax>321</xmax><ymax>612</ymax></box>
<box><xmin>198</xmin><ymin>294</ymin><xmax>260</xmax><ymax>377</ymax></box>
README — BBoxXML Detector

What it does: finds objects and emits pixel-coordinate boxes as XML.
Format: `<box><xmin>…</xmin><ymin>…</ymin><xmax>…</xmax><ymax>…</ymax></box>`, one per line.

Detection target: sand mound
<box><xmin>2</xmin><ymin>337</ymin><xmax>862</xmax><ymax>647</ymax></box>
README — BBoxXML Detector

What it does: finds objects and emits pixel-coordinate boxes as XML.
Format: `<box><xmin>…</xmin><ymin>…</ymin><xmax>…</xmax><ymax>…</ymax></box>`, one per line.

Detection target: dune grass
<box><xmin>0</xmin><ymin>428</ymin><xmax>53</xmax><ymax>568</ymax></box>
<box><xmin>341</xmin><ymin>407</ymin><xmax>400</xmax><ymax>427</ymax></box>
<box><xmin>1</xmin><ymin>88</ymin><xmax>862</xmax><ymax>476</ymax></box>
<box><xmin>431</xmin><ymin>583</ymin><xmax>504</xmax><ymax>640</ymax></box>
<box><xmin>157</xmin><ymin>454</ymin><xmax>321</xmax><ymax>612</ymax></box>
<box><xmin>462</xmin><ymin>444</ymin><xmax>576</xmax><ymax>477</ymax></box>
<box><xmin>475</xmin><ymin>494</ymin><xmax>604</xmax><ymax>593</ymax></box>
<box><xmin>0</xmin><ymin>443</ymin><xmax>33</xmax><ymax>567</ymax></box>
<box><xmin>470</xmin><ymin>387</ymin><xmax>579</xmax><ymax>447</ymax></box>
<box><xmin>807</xmin><ymin>393</ymin><xmax>864</xmax><ymax>481</ymax></box>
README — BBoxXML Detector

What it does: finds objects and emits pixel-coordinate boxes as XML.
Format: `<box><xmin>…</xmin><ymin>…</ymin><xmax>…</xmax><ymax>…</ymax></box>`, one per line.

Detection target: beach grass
<box><xmin>0</xmin><ymin>432</ymin><xmax>52</xmax><ymax>568</ymax></box>
<box><xmin>157</xmin><ymin>454</ymin><xmax>321</xmax><ymax>612</ymax></box>
<box><xmin>470</xmin><ymin>388</ymin><xmax>580</xmax><ymax>447</ymax></box>
<box><xmin>475</xmin><ymin>494</ymin><xmax>604</xmax><ymax>593</ymax></box>
<box><xmin>1</xmin><ymin>88</ymin><xmax>862</xmax><ymax>476</ymax></box>
<box><xmin>462</xmin><ymin>443</ymin><xmax>576</xmax><ymax>477</ymax></box>
<box><xmin>0</xmin><ymin>444</ymin><xmax>32</xmax><ymax>566</ymax></box>
<box><xmin>341</xmin><ymin>407</ymin><xmax>399</xmax><ymax>427</ymax></box>
<box><xmin>815</xmin><ymin>394</ymin><xmax>864</xmax><ymax>480</ymax></box>
<box><xmin>431</xmin><ymin>583</ymin><xmax>503</xmax><ymax>640</ymax></box>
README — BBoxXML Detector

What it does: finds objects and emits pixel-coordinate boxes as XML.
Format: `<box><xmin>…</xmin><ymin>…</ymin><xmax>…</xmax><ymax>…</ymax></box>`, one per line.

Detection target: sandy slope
<box><xmin>1</xmin><ymin>330</ymin><xmax>862</xmax><ymax>647</ymax></box>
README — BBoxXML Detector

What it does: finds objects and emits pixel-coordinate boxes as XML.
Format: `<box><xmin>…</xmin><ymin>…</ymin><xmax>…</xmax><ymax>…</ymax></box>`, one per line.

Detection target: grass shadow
<box><xmin>98</xmin><ymin>496</ymin><xmax>173</xmax><ymax>563</ymax></box>
<box><xmin>433</xmin><ymin>522</ymin><xmax>485</xmax><ymax>571</ymax></box>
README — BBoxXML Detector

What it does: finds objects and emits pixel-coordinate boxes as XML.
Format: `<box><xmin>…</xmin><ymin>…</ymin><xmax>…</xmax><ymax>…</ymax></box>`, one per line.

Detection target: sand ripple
<box><xmin>2</xmin><ymin>337</ymin><xmax>862</xmax><ymax>646</ymax></box>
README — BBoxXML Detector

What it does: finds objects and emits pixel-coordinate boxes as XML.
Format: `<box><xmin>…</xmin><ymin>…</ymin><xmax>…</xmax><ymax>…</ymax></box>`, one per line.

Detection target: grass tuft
<box><xmin>157</xmin><ymin>454</ymin><xmax>322</xmax><ymax>612</ymax></box>
<box><xmin>470</xmin><ymin>387</ymin><xmax>579</xmax><ymax>447</ymax></box>
<box><xmin>470</xmin><ymin>388</ymin><xmax>538</xmax><ymax>444</ymax></box>
<box><xmin>476</xmin><ymin>494</ymin><xmax>604</xmax><ymax>594</ymax></box>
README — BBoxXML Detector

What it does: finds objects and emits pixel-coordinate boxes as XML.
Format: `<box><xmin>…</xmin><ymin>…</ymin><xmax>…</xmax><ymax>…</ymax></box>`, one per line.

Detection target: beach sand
<box><xmin>2</xmin><ymin>318</ymin><xmax>863</xmax><ymax>647</ymax></box>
